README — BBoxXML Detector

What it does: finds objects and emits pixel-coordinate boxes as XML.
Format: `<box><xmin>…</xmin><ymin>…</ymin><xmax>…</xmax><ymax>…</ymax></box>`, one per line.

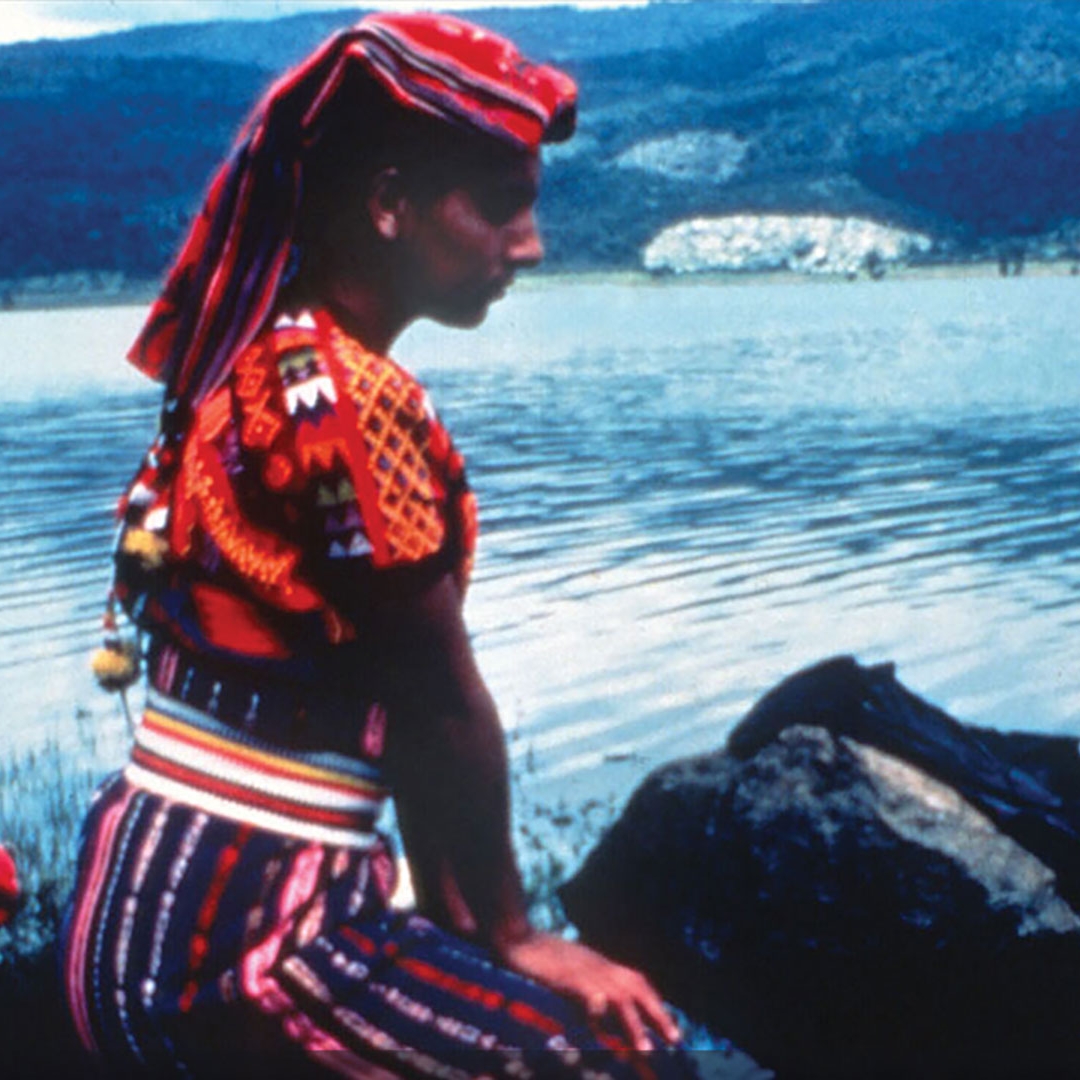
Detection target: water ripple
<box><xmin>3</xmin><ymin>281</ymin><xmax>1079</xmax><ymax>818</ymax></box>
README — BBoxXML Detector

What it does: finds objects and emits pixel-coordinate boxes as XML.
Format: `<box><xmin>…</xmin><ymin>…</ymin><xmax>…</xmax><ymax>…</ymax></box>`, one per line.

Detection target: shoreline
<box><xmin>3</xmin><ymin>257</ymin><xmax>1079</xmax><ymax>313</ymax></box>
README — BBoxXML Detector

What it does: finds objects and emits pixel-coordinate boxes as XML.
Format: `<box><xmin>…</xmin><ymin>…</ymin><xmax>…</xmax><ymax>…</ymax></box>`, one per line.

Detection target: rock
<box><xmin>642</xmin><ymin>214</ymin><xmax>933</xmax><ymax>277</ymax></box>
<box><xmin>614</xmin><ymin>130</ymin><xmax>748</xmax><ymax>184</ymax></box>
<box><xmin>560</xmin><ymin>657</ymin><xmax>1080</xmax><ymax>1077</ymax></box>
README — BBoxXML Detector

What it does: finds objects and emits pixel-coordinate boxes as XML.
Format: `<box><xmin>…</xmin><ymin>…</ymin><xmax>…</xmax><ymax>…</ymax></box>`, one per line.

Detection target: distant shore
<box><xmin>515</xmin><ymin>257</ymin><xmax>1080</xmax><ymax>290</ymax></box>
<box><xmin>0</xmin><ymin>272</ymin><xmax>158</xmax><ymax>312</ymax></box>
<box><xmin>3</xmin><ymin>257</ymin><xmax>1080</xmax><ymax>313</ymax></box>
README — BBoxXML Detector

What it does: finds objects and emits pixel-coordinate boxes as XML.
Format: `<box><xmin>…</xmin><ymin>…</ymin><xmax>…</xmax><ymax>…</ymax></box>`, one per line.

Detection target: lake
<box><xmin>2</xmin><ymin>274</ymin><xmax>1079</xmax><ymax>830</ymax></box>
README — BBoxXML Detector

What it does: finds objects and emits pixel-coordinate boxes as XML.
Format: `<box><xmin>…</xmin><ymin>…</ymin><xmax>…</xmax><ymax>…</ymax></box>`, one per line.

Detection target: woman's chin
<box><xmin>430</xmin><ymin>296</ymin><xmax>496</xmax><ymax>330</ymax></box>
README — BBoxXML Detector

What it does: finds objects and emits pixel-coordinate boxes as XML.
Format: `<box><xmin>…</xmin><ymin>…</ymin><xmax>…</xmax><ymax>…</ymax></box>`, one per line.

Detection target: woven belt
<box><xmin>125</xmin><ymin>688</ymin><xmax>389</xmax><ymax>849</ymax></box>
<box><xmin>149</xmin><ymin>642</ymin><xmax>314</xmax><ymax>746</ymax></box>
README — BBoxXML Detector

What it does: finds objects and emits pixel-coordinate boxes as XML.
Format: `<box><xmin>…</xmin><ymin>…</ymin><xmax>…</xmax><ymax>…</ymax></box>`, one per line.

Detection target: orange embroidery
<box><xmin>233</xmin><ymin>346</ymin><xmax>267</xmax><ymax>401</ymax></box>
<box><xmin>201</xmin><ymin>390</ymin><xmax>232</xmax><ymax>442</ymax></box>
<box><xmin>187</xmin><ymin>459</ymin><xmax>297</xmax><ymax>590</ymax></box>
<box><xmin>263</xmin><ymin>453</ymin><xmax>294</xmax><ymax>490</ymax></box>
<box><xmin>299</xmin><ymin>437</ymin><xmax>349</xmax><ymax>475</ymax></box>
<box><xmin>234</xmin><ymin>346</ymin><xmax>285</xmax><ymax>450</ymax></box>
<box><xmin>330</xmin><ymin>328</ymin><xmax>447</xmax><ymax>563</ymax></box>
<box><xmin>133</xmin><ymin>308</ymin><xmax>481</xmax><ymax>668</ymax></box>
<box><xmin>242</xmin><ymin>389</ymin><xmax>284</xmax><ymax>450</ymax></box>
<box><xmin>178</xmin><ymin>440</ymin><xmax>321</xmax><ymax>615</ymax></box>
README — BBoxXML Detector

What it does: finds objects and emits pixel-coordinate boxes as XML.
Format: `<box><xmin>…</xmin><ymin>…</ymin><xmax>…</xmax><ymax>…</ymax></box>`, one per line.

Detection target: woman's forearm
<box><xmin>392</xmin><ymin>677</ymin><xmax>530</xmax><ymax>941</ymax></box>
<box><xmin>378</xmin><ymin>573</ymin><xmax>531</xmax><ymax>944</ymax></box>
<box><xmin>377</xmin><ymin>572</ymin><xmax>682</xmax><ymax>1050</ymax></box>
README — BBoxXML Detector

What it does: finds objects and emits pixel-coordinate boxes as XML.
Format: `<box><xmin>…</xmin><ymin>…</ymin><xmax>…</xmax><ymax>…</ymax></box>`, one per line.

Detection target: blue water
<box><xmin>1</xmin><ymin>276</ymin><xmax>1079</xmax><ymax>822</ymax></box>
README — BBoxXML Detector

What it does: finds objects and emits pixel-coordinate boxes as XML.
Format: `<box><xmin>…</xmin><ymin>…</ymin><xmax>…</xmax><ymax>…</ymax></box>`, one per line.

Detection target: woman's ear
<box><xmin>368</xmin><ymin>167</ymin><xmax>408</xmax><ymax>242</ymax></box>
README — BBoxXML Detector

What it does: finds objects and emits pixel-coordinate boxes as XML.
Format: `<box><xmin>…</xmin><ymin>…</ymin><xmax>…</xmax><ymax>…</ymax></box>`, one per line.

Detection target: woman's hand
<box><xmin>497</xmin><ymin>929</ymin><xmax>681</xmax><ymax>1053</ymax></box>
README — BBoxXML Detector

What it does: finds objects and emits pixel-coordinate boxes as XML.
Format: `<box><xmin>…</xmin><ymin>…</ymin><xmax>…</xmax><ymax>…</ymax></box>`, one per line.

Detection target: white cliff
<box><xmin>614</xmin><ymin>130</ymin><xmax>748</xmax><ymax>184</ymax></box>
<box><xmin>643</xmin><ymin>214</ymin><xmax>934</xmax><ymax>276</ymax></box>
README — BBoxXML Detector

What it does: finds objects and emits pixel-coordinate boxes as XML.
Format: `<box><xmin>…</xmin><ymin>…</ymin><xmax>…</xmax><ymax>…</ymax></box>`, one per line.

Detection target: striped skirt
<box><xmin>61</xmin><ymin>696</ymin><xmax>702</xmax><ymax>1078</ymax></box>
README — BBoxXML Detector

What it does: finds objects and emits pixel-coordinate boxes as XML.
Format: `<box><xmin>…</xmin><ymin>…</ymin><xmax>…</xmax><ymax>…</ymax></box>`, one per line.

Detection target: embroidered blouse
<box><xmin>116</xmin><ymin>308</ymin><xmax>478</xmax><ymax>680</ymax></box>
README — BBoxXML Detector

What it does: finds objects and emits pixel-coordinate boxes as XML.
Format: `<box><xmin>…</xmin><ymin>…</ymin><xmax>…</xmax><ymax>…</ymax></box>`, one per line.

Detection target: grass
<box><xmin>0</xmin><ymin>708</ymin><xmax>117</xmax><ymax>965</ymax></box>
<box><xmin>0</xmin><ymin>704</ymin><xmax>125</xmax><ymax>1075</ymax></box>
<box><xmin>516</xmin><ymin>793</ymin><xmax>620</xmax><ymax>933</ymax></box>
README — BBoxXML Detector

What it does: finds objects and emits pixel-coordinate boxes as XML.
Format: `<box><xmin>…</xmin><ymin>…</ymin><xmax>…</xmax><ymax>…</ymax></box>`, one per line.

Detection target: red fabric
<box><xmin>127</xmin><ymin>12</ymin><xmax>576</xmax><ymax>410</ymax></box>
<box><xmin>125</xmin><ymin>308</ymin><xmax>477</xmax><ymax>665</ymax></box>
<box><xmin>188</xmin><ymin>584</ymin><xmax>291</xmax><ymax>659</ymax></box>
<box><xmin>0</xmin><ymin>843</ymin><xmax>17</xmax><ymax>925</ymax></box>
<box><xmin>340</xmin><ymin>14</ymin><xmax>577</xmax><ymax>151</ymax></box>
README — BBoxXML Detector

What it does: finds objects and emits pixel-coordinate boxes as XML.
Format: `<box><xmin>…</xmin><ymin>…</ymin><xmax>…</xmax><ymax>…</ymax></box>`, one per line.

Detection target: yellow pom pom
<box><xmin>91</xmin><ymin>639</ymin><xmax>140</xmax><ymax>693</ymax></box>
<box><xmin>121</xmin><ymin>528</ymin><xmax>169</xmax><ymax>570</ymax></box>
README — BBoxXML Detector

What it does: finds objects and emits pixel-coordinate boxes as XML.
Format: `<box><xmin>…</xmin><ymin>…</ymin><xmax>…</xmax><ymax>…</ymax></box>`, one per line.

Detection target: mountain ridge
<box><xmin>3</xmin><ymin>0</ymin><xmax>1080</xmax><ymax>288</ymax></box>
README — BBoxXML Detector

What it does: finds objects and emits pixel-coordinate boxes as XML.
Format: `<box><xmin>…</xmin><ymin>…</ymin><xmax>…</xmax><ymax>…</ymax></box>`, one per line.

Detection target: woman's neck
<box><xmin>324</xmin><ymin>275</ymin><xmax>412</xmax><ymax>356</ymax></box>
<box><xmin>281</xmin><ymin>263</ymin><xmax>412</xmax><ymax>357</ymax></box>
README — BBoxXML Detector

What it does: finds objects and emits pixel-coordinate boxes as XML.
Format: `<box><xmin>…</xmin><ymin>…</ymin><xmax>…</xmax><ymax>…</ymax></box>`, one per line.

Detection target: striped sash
<box><xmin>125</xmin><ymin>688</ymin><xmax>389</xmax><ymax>848</ymax></box>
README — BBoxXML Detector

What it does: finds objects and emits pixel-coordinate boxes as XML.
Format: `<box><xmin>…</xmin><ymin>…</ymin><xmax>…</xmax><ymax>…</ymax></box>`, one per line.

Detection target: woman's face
<box><xmin>399</xmin><ymin>151</ymin><xmax>544</xmax><ymax>328</ymax></box>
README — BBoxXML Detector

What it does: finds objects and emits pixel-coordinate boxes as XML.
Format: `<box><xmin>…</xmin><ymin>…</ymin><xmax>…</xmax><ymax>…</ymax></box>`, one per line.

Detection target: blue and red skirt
<box><xmin>62</xmin><ymin>683</ymin><xmax>698</xmax><ymax>1079</ymax></box>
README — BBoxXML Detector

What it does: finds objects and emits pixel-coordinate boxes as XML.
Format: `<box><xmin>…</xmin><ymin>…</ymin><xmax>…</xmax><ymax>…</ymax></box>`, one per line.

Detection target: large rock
<box><xmin>560</xmin><ymin>657</ymin><xmax>1080</xmax><ymax>1077</ymax></box>
<box><xmin>641</xmin><ymin>215</ymin><xmax>932</xmax><ymax>277</ymax></box>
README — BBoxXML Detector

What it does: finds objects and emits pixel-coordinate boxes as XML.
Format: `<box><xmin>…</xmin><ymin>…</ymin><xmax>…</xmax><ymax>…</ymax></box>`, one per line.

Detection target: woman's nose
<box><xmin>506</xmin><ymin>210</ymin><xmax>544</xmax><ymax>268</ymax></box>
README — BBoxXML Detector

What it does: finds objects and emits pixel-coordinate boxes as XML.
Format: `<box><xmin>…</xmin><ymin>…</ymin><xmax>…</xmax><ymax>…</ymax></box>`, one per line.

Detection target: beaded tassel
<box><xmin>90</xmin><ymin>591</ymin><xmax>140</xmax><ymax>729</ymax></box>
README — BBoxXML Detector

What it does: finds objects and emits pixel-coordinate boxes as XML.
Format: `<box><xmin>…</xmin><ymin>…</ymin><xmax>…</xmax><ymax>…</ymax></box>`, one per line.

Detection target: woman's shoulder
<box><xmin>246</xmin><ymin>309</ymin><xmax>326</xmax><ymax>383</ymax></box>
<box><xmin>248</xmin><ymin>308</ymin><xmax>428</xmax><ymax>406</ymax></box>
<box><xmin>231</xmin><ymin>309</ymin><xmax>326</xmax><ymax>406</ymax></box>
<box><xmin>232</xmin><ymin>307</ymin><xmax>440</xmax><ymax>472</ymax></box>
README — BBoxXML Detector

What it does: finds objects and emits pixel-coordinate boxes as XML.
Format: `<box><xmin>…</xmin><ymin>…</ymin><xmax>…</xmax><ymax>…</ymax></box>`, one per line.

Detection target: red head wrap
<box><xmin>127</xmin><ymin>13</ymin><xmax>576</xmax><ymax>413</ymax></box>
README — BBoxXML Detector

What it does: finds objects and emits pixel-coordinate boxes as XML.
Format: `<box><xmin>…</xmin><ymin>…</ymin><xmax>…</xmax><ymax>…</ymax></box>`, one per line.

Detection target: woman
<box><xmin>63</xmin><ymin>14</ymin><xmax>694</xmax><ymax>1079</ymax></box>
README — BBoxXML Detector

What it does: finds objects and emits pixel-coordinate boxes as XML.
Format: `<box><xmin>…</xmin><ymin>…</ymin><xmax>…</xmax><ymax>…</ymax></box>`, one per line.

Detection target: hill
<box><xmin>3</xmin><ymin>0</ymin><xmax>1080</xmax><ymax>291</ymax></box>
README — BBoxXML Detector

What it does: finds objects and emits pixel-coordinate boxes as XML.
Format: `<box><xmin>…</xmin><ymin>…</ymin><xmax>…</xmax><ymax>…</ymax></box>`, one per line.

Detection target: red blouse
<box><xmin>117</xmin><ymin>309</ymin><xmax>478</xmax><ymax>669</ymax></box>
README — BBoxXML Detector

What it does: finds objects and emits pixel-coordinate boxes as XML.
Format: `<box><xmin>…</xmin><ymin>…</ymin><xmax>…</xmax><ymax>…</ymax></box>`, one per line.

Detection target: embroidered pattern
<box><xmin>330</xmin><ymin>326</ymin><xmax>450</xmax><ymax>564</ymax></box>
<box><xmin>181</xmin><ymin>455</ymin><xmax>301</xmax><ymax>593</ymax></box>
<box><xmin>278</xmin><ymin>346</ymin><xmax>338</xmax><ymax>422</ymax></box>
<box><xmin>234</xmin><ymin>347</ymin><xmax>284</xmax><ymax>451</ymax></box>
<box><xmin>116</xmin><ymin>307</ymin><xmax>477</xmax><ymax>666</ymax></box>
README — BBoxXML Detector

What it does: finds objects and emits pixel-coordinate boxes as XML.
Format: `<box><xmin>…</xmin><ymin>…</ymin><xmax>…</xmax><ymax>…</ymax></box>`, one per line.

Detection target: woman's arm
<box><xmin>378</xmin><ymin>570</ymin><xmax>527</xmax><ymax>939</ymax></box>
<box><xmin>373</xmin><ymin>570</ymin><xmax>680</xmax><ymax>1052</ymax></box>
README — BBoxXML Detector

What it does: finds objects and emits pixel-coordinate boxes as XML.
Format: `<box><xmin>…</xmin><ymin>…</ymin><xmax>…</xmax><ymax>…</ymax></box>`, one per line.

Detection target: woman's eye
<box><xmin>476</xmin><ymin>184</ymin><xmax>536</xmax><ymax>226</ymax></box>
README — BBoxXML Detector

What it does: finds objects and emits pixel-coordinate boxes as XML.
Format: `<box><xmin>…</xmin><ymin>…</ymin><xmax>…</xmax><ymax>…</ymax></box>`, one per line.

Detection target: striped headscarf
<box><xmin>127</xmin><ymin>13</ymin><xmax>577</xmax><ymax>414</ymax></box>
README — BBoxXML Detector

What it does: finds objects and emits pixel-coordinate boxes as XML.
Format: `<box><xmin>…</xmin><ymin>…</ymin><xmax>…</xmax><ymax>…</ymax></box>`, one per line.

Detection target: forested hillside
<box><xmin>3</xmin><ymin>0</ymin><xmax>1080</xmax><ymax>288</ymax></box>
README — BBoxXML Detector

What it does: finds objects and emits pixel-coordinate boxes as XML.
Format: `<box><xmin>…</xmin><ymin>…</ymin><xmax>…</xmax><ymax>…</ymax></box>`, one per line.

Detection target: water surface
<box><xmin>2</xmin><ymin>276</ymin><xmax>1078</xmax><ymax>819</ymax></box>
